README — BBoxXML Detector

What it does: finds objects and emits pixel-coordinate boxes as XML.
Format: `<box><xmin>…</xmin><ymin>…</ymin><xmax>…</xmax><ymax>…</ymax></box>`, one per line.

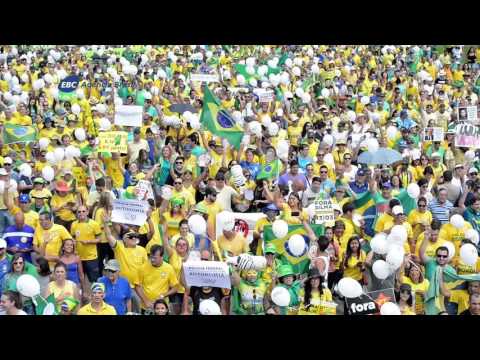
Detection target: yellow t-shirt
<box><xmin>453</xmin><ymin>258</ymin><xmax>480</xmax><ymax>276</ymax></box>
<box><xmin>30</xmin><ymin>188</ymin><xmax>52</xmax><ymax>201</ymax></box>
<box><xmin>170</xmin><ymin>233</ymin><xmax>195</xmax><ymax>248</ymax></box>
<box><xmin>450</xmin><ymin>290</ymin><xmax>470</xmax><ymax>315</ymax></box>
<box><xmin>50</xmin><ymin>193</ymin><xmax>77</xmax><ymax>222</ymax></box>
<box><xmin>407</xmin><ymin>210</ymin><xmax>433</xmax><ymax>240</ymax></box>
<box><xmin>113</xmin><ymin>241</ymin><xmax>148</xmax><ymax>287</ymax></box>
<box><xmin>402</xmin><ymin>276</ymin><xmax>430</xmax><ymax>314</ymax></box>
<box><xmin>135</xmin><ymin>261</ymin><xmax>179</xmax><ymax>308</ymax></box>
<box><xmin>70</xmin><ymin>219</ymin><xmax>102</xmax><ymax>261</ymax></box>
<box><xmin>374</xmin><ymin>213</ymin><xmax>394</xmax><ymax>234</ymax></box>
<box><xmin>103</xmin><ymin>157</ymin><xmax>125</xmax><ymax>189</ymax></box>
<box><xmin>414</xmin><ymin>234</ymin><xmax>447</xmax><ymax>258</ymax></box>
<box><xmin>93</xmin><ymin>207</ymin><xmax>108</xmax><ymax>244</ymax></box>
<box><xmin>342</xmin><ymin>251</ymin><xmax>367</xmax><ymax>281</ymax></box>
<box><xmin>34</xmin><ymin>224</ymin><xmax>72</xmax><ymax>265</ymax></box>
<box><xmin>171</xmin><ymin>188</ymin><xmax>196</xmax><ymax>211</ymax></box>
<box><xmin>213</xmin><ymin>232</ymin><xmax>249</xmax><ymax>260</ymax></box>
<box><xmin>253</xmin><ymin>217</ymin><xmax>273</xmax><ymax>255</ymax></box>
<box><xmin>297</xmin><ymin>288</ymin><xmax>335</xmax><ymax>315</ymax></box>
<box><xmin>167</xmin><ymin>250</ymin><xmax>186</xmax><ymax>294</ymax></box>
<box><xmin>10</xmin><ymin>206</ymin><xmax>39</xmax><ymax>229</ymax></box>
<box><xmin>439</xmin><ymin>223</ymin><xmax>473</xmax><ymax>261</ymax></box>
<box><xmin>162</xmin><ymin>212</ymin><xmax>184</xmax><ymax>239</ymax></box>
<box><xmin>77</xmin><ymin>302</ymin><xmax>117</xmax><ymax>315</ymax></box>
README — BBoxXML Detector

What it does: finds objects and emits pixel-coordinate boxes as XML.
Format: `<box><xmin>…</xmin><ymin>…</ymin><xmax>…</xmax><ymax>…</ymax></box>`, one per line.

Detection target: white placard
<box><xmin>259</xmin><ymin>91</ymin><xmax>274</xmax><ymax>103</ymax></box>
<box><xmin>190</xmin><ymin>73</ymin><xmax>219</xmax><ymax>83</ymax></box>
<box><xmin>111</xmin><ymin>199</ymin><xmax>149</xmax><ymax>226</ymax></box>
<box><xmin>423</xmin><ymin>127</ymin><xmax>444</xmax><ymax>142</ymax></box>
<box><xmin>458</xmin><ymin>106</ymin><xmax>478</xmax><ymax>124</ymax></box>
<box><xmin>135</xmin><ymin>180</ymin><xmax>154</xmax><ymax>201</ymax></box>
<box><xmin>215</xmin><ymin>212</ymin><xmax>266</xmax><ymax>245</ymax></box>
<box><xmin>114</xmin><ymin>105</ymin><xmax>143</xmax><ymax>127</ymax></box>
<box><xmin>183</xmin><ymin>261</ymin><xmax>231</xmax><ymax>288</ymax></box>
<box><xmin>313</xmin><ymin>199</ymin><xmax>334</xmax><ymax>224</ymax></box>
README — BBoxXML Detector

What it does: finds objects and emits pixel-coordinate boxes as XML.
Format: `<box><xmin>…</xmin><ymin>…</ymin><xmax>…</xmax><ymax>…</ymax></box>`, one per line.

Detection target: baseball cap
<box><xmin>454</xmin><ymin>164</ymin><xmax>464</xmax><ymax>170</ymax></box>
<box><xmin>469</xmin><ymin>168</ymin><xmax>478</xmax><ymax>175</ymax></box>
<box><xmin>0</xmin><ymin>238</ymin><xmax>6</xmax><ymax>249</ymax></box>
<box><xmin>432</xmin><ymin>152</ymin><xmax>441</xmax><ymax>158</ymax></box>
<box><xmin>357</xmin><ymin>169</ymin><xmax>366</xmax><ymax>176</ymax></box>
<box><xmin>104</xmin><ymin>259</ymin><xmax>121</xmax><ymax>272</ymax></box>
<box><xmin>265</xmin><ymin>243</ymin><xmax>277</xmax><ymax>255</ymax></box>
<box><xmin>382</xmin><ymin>181</ymin><xmax>392</xmax><ymax>190</ymax></box>
<box><xmin>392</xmin><ymin>205</ymin><xmax>404</xmax><ymax>216</ymax></box>
<box><xmin>3</xmin><ymin>157</ymin><xmax>13</xmax><ymax>165</ymax></box>
<box><xmin>263</xmin><ymin>203</ymin><xmax>280</xmax><ymax>213</ymax></box>
<box><xmin>19</xmin><ymin>194</ymin><xmax>30</xmax><ymax>204</ymax></box>
<box><xmin>133</xmin><ymin>128</ymin><xmax>141</xmax><ymax>134</ymax></box>
<box><xmin>33</xmin><ymin>177</ymin><xmax>46</xmax><ymax>184</ymax></box>
<box><xmin>183</xmin><ymin>144</ymin><xmax>193</xmax><ymax>152</ymax></box>
<box><xmin>90</xmin><ymin>282</ymin><xmax>105</xmax><ymax>293</ymax></box>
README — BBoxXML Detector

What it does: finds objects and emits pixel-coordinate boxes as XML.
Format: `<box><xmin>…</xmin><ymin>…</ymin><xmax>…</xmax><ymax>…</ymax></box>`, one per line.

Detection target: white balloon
<box><xmin>246</xmin><ymin>66</ymin><xmax>256</xmax><ymax>76</ymax></box>
<box><xmin>71</xmin><ymin>103</ymin><xmax>81</xmax><ymax>115</ymax></box>
<box><xmin>295</xmin><ymin>87</ymin><xmax>304</xmax><ymax>98</ymax></box>
<box><xmin>280</xmin><ymin>72</ymin><xmax>290</xmax><ymax>85</ymax></box>
<box><xmin>301</xmin><ymin>93</ymin><xmax>311</xmax><ymax>104</ymax></box>
<box><xmin>361</xmin><ymin>96</ymin><xmax>370</xmax><ymax>105</ymax></box>
<box><xmin>11</xmin><ymin>76</ymin><xmax>19</xmax><ymax>86</ymax></box>
<box><xmin>386</xmin><ymin>126</ymin><xmax>398</xmax><ymax>141</ymax></box>
<box><xmin>249</xmin><ymin>78</ymin><xmax>257</xmax><ymax>87</ymax></box>
<box><xmin>337</xmin><ymin>277</ymin><xmax>363</xmax><ymax>298</ymax></box>
<box><xmin>285</xmin><ymin>58</ymin><xmax>293</xmax><ymax>68</ymax></box>
<box><xmin>321</xmin><ymin>88</ymin><xmax>330</xmax><ymax>98</ymax></box>
<box><xmin>45</xmin><ymin>152</ymin><xmax>56</xmax><ymax>165</ymax></box>
<box><xmin>288</xmin><ymin>234</ymin><xmax>306</xmax><ymax>257</ymax></box>
<box><xmin>16</xmin><ymin>274</ymin><xmax>41</xmax><ymax>297</ymax></box>
<box><xmin>465</xmin><ymin>150</ymin><xmax>476</xmax><ymax>162</ymax></box>
<box><xmin>277</xmin><ymin>140</ymin><xmax>289</xmax><ymax>155</ymax></box>
<box><xmin>371</xmin><ymin>233</ymin><xmax>388</xmax><ymax>255</ymax></box>
<box><xmin>199</xmin><ymin>299</ymin><xmax>221</xmax><ymax>315</ymax></box>
<box><xmin>236</xmin><ymin>74</ymin><xmax>246</xmax><ymax>86</ymax></box>
<box><xmin>272</xmin><ymin>220</ymin><xmax>289</xmax><ymax>239</ymax></box>
<box><xmin>3</xmin><ymin>72</ymin><xmax>12</xmax><ymax>82</ymax></box>
<box><xmin>188</xmin><ymin>214</ymin><xmax>207</xmax><ymax>235</ymax></box>
<box><xmin>391</xmin><ymin>225</ymin><xmax>408</xmax><ymax>243</ymax></box>
<box><xmin>232</xmin><ymin>111</ymin><xmax>242</xmax><ymax>123</ymax></box>
<box><xmin>75</xmin><ymin>88</ymin><xmax>85</xmax><ymax>99</ymax></box>
<box><xmin>38</xmin><ymin>138</ymin><xmax>50</xmax><ymax>150</ymax></box>
<box><xmin>271</xmin><ymin>286</ymin><xmax>291</xmax><ymax>307</ymax></box>
<box><xmin>386</xmin><ymin>246</ymin><xmax>405</xmax><ymax>270</ymax></box>
<box><xmin>444</xmin><ymin>241</ymin><xmax>456</xmax><ymax>260</ymax></box>
<box><xmin>65</xmin><ymin>145</ymin><xmax>78</xmax><ymax>160</ymax></box>
<box><xmin>19</xmin><ymin>164</ymin><xmax>32</xmax><ymax>178</ymax></box>
<box><xmin>3</xmin><ymin>92</ymin><xmax>12</xmax><ymax>101</ymax></box>
<box><xmin>380</xmin><ymin>302</ymin><xmax>401</xmax><ymax>315</ymax></box>
<box><xmin>292</xmin><ymin>66</ymin><xmax>301</xmax><ymax>77</ymax></box>
<box><xmin>366</xmin><ymin>138</ymin><xmax>379</xmax><ymax>153</ymax></box>
<box><xmin>268</xmin><ymin>122</ymin><xmax>279</xmax><ymax>137</ymax></box>
<box><xmin>44</xmin><ymin>73</ymin><xmax>53</xmax><ymax>84</ymax></box>
<box><xmin>407</xmin><ymin>183</ymin><xmax>420</xmax><ymax>199</ymax></box>
<box><xmin>257</xmin><ymin>65</ymin><xmax>268</xmax><ymax>77</ymax></box>
<box><xmin>465</xmin><ymin>229</ymin><xmax>480</xmax><ymax>245</ymax></box>
<box><xmin>41</xmin><ymin>166</ymin><xmax>55</xmax><ymax>182</ymax></box>
<box><xmin>450</xmin><ymin>214</ymin><xmax>465</xmax><ymax>229</ymax></box>
<box><xmin>96</xmin><ymin>104</ymin><xmax>107</xmax><ymax>114</ymax></box>
<box><xmin>372</xmin><ymin>260</ymin><xmax>391</xmax><ymax>280</ymax></box>
<box><xmin>20</xmin><ymin>73</ymin><xmax>29</xmax><ymax>83</ymax></box>
<box><xmin>161</xmin><ymin>186</ymin><xmax>172</xmax><ymax>201</ymax></box>
<box><xmin>74</xmin><ymin>128</ymin><xmax>86</xmax><ymax>142</ymax></box>
<box><xmin>311</xmin><ymin>64</ymin><xmax>320</xmax><ymax>74</ymax></box>
<box><xmin>50</xmin><ymin>88</ymin><xmax>59</xmax><ymax>100</ymax></box>
<box><xmin>246</xmin><ymin>57</ymin><xmax>256</xmax><ymax>67</ymax></box>
<box><xmin>262</xmin><ymin>115</ymin><xmax>272</xmax><ymax>128</ymax></box>
<box><xmin>460</xmin><ymin>243</ymin><xmax>478</xmax><ymax>266</ymax></box>
<box><xmin>54</xmin><ymin>148</ymin><xmax>65</xmax><ymax>162</ymax></box>
<box><xmin>323</xmin><ymin>134</ymin><xmax>334</xmax><ymax>146</ymax></box>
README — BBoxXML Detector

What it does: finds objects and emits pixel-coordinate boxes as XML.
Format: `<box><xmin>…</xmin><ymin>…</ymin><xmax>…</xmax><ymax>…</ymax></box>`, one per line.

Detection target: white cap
<box><xmin>469</xmin><ymin>168</ymin><xmax>478</xmax><ymax>174</ymax></box>
<box><xmin>392</xmin><ymin>205</ymin><xmax>404</xmax><ymax>216</ymax></box>
<box><xmin>0</xmin><ymin>238</ymin><xmax>6</xmax><ymax>249</ymax></box>
<box><xmin>3</xmin><ymin>157</ymin><xmax>13</xmax><ymax>164</ymax></box>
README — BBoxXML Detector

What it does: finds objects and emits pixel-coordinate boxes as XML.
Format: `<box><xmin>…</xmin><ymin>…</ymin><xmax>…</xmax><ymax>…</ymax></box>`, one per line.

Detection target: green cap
<box><xmin>265</xmin><ymin>243</ymin><xmax>277</xmax><ymax>255</ymax></box>
<box><xmin>170</xmin><ymin>197</ymin><xmax>185</xmax><ymax>207</ymax></box>
<box><xmin>277</xmin><ymin>264</ymin><xmax>295</xmax><ymax>278</ymax></box>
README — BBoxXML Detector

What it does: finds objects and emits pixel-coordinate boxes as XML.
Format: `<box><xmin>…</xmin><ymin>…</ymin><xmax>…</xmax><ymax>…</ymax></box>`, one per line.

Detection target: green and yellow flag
<box><xmin>256</xmin><ymin>159</ymin><xmax>281</xmax><ymax>181</ymax></box>
<box><xmin>200</xmin><ymin>86</ymin><xmax>244</xmax><ymax>150</ymax></box>
<box><xmin>263</xmin><ymin>224</ymin><xmax>324</xmax><ymax>275</ymax></box>
<box><xmin>3</xmin><ymin>123</ymin><xmax>37</xmax><ymax>145</ymax></box>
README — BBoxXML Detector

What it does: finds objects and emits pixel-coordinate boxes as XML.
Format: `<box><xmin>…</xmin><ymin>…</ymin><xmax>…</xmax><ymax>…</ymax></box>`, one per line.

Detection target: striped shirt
<box><xmin>428</xmin><ymin>199</ymin><xmax>453</xmax><ymax>225</ymax></box>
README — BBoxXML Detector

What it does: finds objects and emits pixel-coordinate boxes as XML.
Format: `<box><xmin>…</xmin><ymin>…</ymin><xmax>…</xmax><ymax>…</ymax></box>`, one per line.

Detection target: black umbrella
<box><xmin>168</xmin><ymin>104</ymin><xmax>197</xmax><ymax>114</ymax></box>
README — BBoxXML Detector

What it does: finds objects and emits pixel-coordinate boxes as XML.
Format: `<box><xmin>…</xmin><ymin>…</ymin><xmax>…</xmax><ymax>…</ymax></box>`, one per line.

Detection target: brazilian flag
<box><xmin>200</xmin><ymin>86</ymin><xmax>244</xmax><ymax>150</ymax></box>
<box><xmin>3</xmin><ymin>124</ymin><xmax>38</xmax><ymax>145</ymax></box>
<box><xmin>263</xmin><ymin>224</ymin><xmax>324</xmax><ymax>275</ymax></box>
<box><xmin>256</xmin><ymin>159</ymin><xmax>281</xmax><ymax>181</ymax></box>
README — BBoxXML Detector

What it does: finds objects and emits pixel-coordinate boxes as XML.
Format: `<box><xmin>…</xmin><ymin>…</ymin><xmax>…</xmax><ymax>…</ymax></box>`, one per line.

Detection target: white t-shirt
<box><xmin>215</xmin><ymin>185</ymin><xmax>239</xmax><ymax>212</ymax></box>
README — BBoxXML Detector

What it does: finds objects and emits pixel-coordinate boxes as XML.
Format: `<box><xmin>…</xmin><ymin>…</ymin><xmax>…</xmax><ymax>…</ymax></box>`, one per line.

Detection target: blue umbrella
<box><xmin>357</xmin><ymin>148</ymin><xmax>403</xmax><ymax>165</ymax></box>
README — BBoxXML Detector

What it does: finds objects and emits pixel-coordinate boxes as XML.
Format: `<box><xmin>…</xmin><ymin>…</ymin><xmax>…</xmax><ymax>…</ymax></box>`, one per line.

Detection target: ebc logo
<box><xmin>58</xmin><ymin>75</ymin><xmax>80</xmax><ymax>93</ymax></box>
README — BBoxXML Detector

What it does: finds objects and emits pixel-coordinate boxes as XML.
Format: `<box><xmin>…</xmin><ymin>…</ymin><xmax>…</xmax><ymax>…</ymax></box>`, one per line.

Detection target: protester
<box><xmin>1</xmin><ymin>44</ymin><xmax>479</xmax><ymax>315</ymax></box>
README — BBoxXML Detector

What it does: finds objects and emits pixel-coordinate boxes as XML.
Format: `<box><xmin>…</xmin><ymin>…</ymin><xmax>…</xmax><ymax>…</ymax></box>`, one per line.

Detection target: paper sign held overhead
<box><xmin>114</xmin><ymin>105</ymin><xmax>143</xmax><ymax>127</ymax></box>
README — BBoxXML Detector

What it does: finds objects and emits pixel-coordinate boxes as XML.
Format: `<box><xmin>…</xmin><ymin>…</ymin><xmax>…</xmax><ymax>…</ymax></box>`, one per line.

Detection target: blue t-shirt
<box><xmin>297</xmin><ymin>156</ymin><xmax>313</xmax><ymax>170</ymax></box>
<box><xmin>3</xmin><ymin>225</ymin><xmax>35</xmax><ymax>263</ymax></box>
<box><xmin>349</xmin><ymin>181</ymin><xmax>368</xmax><ymax>195</ymax></box>
<box><xmin>239</xmin><ymin>161</ymin><xmax>260</xmax><ymax>179</ymax></box>
<box><xmin>98</xmin><ymin>276</ymin><xmax>132</xmax><ymax>315</ymax></box>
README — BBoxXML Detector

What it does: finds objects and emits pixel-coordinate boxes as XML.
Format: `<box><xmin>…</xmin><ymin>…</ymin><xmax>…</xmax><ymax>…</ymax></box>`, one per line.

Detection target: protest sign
<box><xmin>111</xmin><ymin>199</ymin><xmax>149</xmax><ymax>226</ymax></box>
<box><xmin>258</xmin><ymin>90</ymin><xmax>274</xmax><ymax>103</ymax></box>
<box><xmin>457</xmin><ymin>106</ymin><xmax>478</xmax><ymax>123</ymax></box>
<box><xmin>98</xmin><ymin>131</ymin><xmax>128</xmax><ymax>153</ymax></box>
<box><xmin>312</xmin><ymin>199</ymin><xmax>335</xmax><ymax>224</ymax></box>
<box><xmin>190</xmin><ymin>73</ymin><xmax>219</xmax><ymax>83</ymax></box>
<box><xmin>455</xmin><ymin>123</ymin><xmax>480</xmax><ymax>148</ymax></box>
<box><xmin>345</xmin><ymin>288</ymin><xmax>396</xmax><ymax>315</ymax></box>
<box><xmin>215</xmin><ymin>212</ymin><xmax>266</xmax><ymax>244</ymax></box>
<box><xmin>72</xmin><ymin>166</ymin><xmax>86</xmax><ymax>187</ymax></box>
<box><xmin>183</xmin><ymin>261</ymin><xmax>231</xmax><ymax>288</ymax></box>
<box><xmin>423</xmin><ymin>127</ymin><xmax>444</xmax><ymax>142</ymax></box>
<box><xmin>135</xmin><ymin>180</ymin><xmax>154</xmax><ymax>201</ymax></box>
<box><xmin>298</xmin><ymin>300</ymin><xmax>337</xmax><ymax>315</ymax></box>
<box><xmin>114</xmin><ymin>105</ymin><xmax>143</xmax><ymax>127</ymax></box>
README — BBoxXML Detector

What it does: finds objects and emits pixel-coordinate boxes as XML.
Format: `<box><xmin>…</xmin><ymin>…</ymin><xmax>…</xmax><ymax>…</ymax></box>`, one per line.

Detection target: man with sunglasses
<box><xmin>171</xmin><ymin>177</ymin><xmax>195</xmax><ymax>213</ymax></box>
<box><xmin>98</xmin><ymin>259</ymin><xmax>132</xmax><ymax>315</ymax></box>
<box><xmin>70</xmin><ymin>205</ymin><xmax>102</xmax><ymax>284</ymax></box>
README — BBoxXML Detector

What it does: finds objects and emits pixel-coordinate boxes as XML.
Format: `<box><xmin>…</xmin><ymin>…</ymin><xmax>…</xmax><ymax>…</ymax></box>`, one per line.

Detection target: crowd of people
<box><xmin>0</xmin><ymin>44</ymin><xmax>480</xmax><ymax>315</ymax></box>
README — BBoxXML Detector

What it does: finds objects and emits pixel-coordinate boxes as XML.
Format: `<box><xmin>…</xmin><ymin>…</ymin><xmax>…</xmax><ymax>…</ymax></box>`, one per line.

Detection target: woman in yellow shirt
<box><xmin>341</xmin><ymin>236</ymin><xmax>367</xmax><ymax>283</ymax></box>
<box><xmin>161</xmin><ymin>198</ymin><xmax>186</xmax><ymax>239</ymax></box>
<box><xmin>50</xmin><ymin>181</ymin><xmax>78</xmax><ymax>230</ymax></box>
<box><xmin>407</xmin><ymin>197</ymin><xmax>433</xmax><ymax>240</ymax></box>
<box><xmin>163</xmin><ymin>232</ymin><xmax>190</xmax><ymax>314</ymax></box>
<box><xmin>44</xmin><ymin>262</ymin><xmax>81</xmax><ymax>313</ymax></box>
<box><xmin>402</xmin><ymin>262</ymin><xmax>430</xmax><ymax>315</ymax></box>
<box><xmin>397</xmin><ymin>283</ymin><xmax>416</xmax><ymax>315</ymax></box>
<box><xmin>297</xmin><ymin>268</ymin><xmax>335</xmax><ymax>315</ymax></box>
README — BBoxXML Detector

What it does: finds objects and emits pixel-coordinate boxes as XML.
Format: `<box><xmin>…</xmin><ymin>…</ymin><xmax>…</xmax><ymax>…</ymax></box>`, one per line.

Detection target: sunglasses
<box><xmin>175</xmin><ymin>162</ymin><xmax>183</xmax><ymax>165</ymax></box>
<box><xmin>320</xmin><ymin>171</ymin><xmax>328</xmax><ymax>174</ymax></box>
<box><xmin>105</xmin><ymin>269</ymin><xmax>117</xmax><ymax>273</ymax></box>
<box><xmin>418</xmin><ymin>204</ymin><xmax>427</xmax><ymax>208</ymax></box>
<box><xmin>13</xmin><ymin>261</ymin><xmax>24</xmax><ymax>265</ymax></box>
<box><xmin>437</xmin><ymin>254</ymin><xmax>448</xmax><ymax>259</ymax></box>
<box><xmin>344</xmin><ymin>157</ymin><xmax>351</xmax><ymax>160</ymax></box>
